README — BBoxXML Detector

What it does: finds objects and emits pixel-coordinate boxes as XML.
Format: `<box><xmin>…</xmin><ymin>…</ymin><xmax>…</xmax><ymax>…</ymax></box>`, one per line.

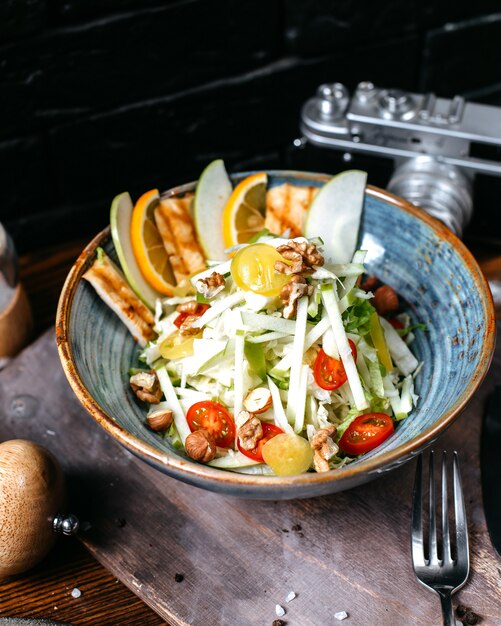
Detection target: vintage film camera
<box><xmin>298</xmin><ymin>81</ymin><xmax>501</xmax><ymax>238</ymax></box>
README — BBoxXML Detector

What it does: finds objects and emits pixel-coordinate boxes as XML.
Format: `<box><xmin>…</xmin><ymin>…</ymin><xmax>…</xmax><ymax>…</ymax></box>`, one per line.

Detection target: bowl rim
<box><xmin>56</xmin><ymin>173</ymin><xmax>496</xmax><ymax>490</ymax></box>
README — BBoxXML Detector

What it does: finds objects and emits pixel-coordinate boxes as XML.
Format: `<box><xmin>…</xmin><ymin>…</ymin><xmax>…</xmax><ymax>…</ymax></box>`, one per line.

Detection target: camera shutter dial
<box><xmin>378</xmin><ymin>89</ymin><xmax>416</xmax><ymax>120</ymax></box>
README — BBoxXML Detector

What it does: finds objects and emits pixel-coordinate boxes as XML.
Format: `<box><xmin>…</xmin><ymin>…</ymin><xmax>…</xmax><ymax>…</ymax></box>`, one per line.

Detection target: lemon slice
<box><xmin>222</xmin><ymin>172</ymin><xmax>267</xmax><ymax>247</ymax></box>
<box><xmin>110</xmin><ymin>192</ymin><xmax>162</xmax><ymax>310</ymax></box>
<box><xmin>130</xmin><ymin>189</ymin><xmax>176</xmax><ymax>295</ymax></box>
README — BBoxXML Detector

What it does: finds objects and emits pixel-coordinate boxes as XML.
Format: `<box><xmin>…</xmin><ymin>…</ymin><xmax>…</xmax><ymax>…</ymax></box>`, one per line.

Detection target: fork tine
<box><xmin>411</xmin><ymin>451</ymin><xmax>470</xmax><ymax>622</ymax></box>
<box><xmin>453</xmin><ymin>452</ymin><xmax>470</xmax><ymax>567</ymax></box>
<box><xmin>411</xmin><ymin>454</ymin><xmax>425</xmax><ymax>566</ymax></box>
<box><xmin>428</xmin><ymin>451</ymin><xmax>438</xmax><ymax>563</ymax></box>
<box><xmin>441</xmin><ymin>451</ymin><xmax>452</xmax><ymax>564</ymax></box>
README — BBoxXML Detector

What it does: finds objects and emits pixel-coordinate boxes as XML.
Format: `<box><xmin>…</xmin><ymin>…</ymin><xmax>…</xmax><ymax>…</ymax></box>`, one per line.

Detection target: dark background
<box><xmin>3</xmin><ymin>0</ymin><xmax>501</xmax><ymax>253</ymax></box>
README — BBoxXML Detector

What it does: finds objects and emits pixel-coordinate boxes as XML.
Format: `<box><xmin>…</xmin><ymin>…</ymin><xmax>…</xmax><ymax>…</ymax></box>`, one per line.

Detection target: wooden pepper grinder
<box><xmin>0</xmin><ymin>223</ymin><xmax>33</xmax><ymax>366</ymax></box>
<box><xmin>0</xmin><ymin>440</ymin><xmax>79</xmax><ymax>579</ymax></box>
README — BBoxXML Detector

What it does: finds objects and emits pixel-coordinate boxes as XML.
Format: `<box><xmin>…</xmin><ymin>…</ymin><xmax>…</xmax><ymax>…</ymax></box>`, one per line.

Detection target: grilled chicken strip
<box><xmin>265</xmin><ymin>183</ymin><xmax>317</xmax><ymax>237</ymax></box>
<box><xmin>156</xmin><ymin>196</ymin><xmax>205</xmax><ymax>274</ymax></box>
<box><xmin>83</xmin><ymin>249</ymin><xmax>155</xmax><ymax>347</ymax></box>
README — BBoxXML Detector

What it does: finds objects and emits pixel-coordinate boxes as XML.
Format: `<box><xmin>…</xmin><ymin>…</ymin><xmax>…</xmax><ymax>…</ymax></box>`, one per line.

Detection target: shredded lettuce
<box><xmin>396</xmin><ymin>322</ymin><xmax>427</xmax><ymax>337</ymax></box>
<box><xmin>342</xmin><ymin>298</ymin><xmax>376</xmax><ymax>336</ymax></box>
<box><xmin>132</xmin><ymin>234</ymin><xmax>421</xmax><ymax>474</ymax></box>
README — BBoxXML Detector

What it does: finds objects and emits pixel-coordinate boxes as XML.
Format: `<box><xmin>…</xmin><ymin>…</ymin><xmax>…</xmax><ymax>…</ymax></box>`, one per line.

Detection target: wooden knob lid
<box><xmin>0</xmin><ymin>440</ymin><xmax>65</xmax><ymax>579</ymax></box>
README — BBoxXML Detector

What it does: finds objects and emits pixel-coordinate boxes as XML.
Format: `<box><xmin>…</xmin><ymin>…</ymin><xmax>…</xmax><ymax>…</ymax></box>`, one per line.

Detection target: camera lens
<box><xmin>387</xmin><ymin>156</ymin><xmax>473</xmax><ymax>237</ymax></box>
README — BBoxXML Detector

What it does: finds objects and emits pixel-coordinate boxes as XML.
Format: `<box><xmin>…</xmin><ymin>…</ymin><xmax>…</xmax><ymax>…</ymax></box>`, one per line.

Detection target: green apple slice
<box><xmin>193</xmin><ymin>159</ymin><xmax>233</xmax><ymax>261</ymax></box>
<box><xmin>110</xmin><ymin>191</ymin><xmax>161</xmax><ymax>310</ymax></box>
<box><xmin>304</xmin><ymin>170</ymin><xmax>367</xmax><ymax>264</ymax></box>
<box><xmin>244</xmin><ymin>341</ymin><xmax>267</xmax><ymax>382</ymax></box>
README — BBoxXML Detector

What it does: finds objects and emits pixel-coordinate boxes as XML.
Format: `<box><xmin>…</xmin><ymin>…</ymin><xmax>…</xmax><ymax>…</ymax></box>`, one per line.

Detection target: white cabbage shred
<box><xmin>138</xmin><ymin>234</ymin><xmax>422</xmax><ymax>473</ymax></box>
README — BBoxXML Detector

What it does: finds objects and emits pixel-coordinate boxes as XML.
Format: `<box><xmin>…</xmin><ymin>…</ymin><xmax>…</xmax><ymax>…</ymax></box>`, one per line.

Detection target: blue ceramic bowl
<box><xmin>56</xmin><ymin>171</ymin><xmax>495</xmax><ymax>499</ymax></box>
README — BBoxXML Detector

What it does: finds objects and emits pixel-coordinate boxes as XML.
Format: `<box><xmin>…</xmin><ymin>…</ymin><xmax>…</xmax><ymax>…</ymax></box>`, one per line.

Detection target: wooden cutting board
<box><xmin>0</xmin><ymin>329</ymin><xmax>499</xmax><ymax>626</ymax></box>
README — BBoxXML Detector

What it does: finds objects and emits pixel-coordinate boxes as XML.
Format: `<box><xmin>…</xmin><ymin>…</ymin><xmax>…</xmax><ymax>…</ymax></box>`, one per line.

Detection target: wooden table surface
<box><xmin>2</xmin><ymin>240</ymin><xmax>166</xmax><ymax>626</ymax></box>
<box><xmin>0</xmin><ymin>234</ymin><xmax>500</xmax><ymax>626</ymax></box>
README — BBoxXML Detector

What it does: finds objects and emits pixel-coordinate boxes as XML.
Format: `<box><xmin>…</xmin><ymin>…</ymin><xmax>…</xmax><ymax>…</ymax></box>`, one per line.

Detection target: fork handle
<box><xmin>437</xmin><ymin>589</ymin><xmax>455</xmax><ymax>626</ymax></box>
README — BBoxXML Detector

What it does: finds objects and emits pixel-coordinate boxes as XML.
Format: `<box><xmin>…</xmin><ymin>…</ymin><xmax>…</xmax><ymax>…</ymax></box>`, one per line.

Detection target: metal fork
<box><xmin>411</xmin><ymin>451</ymin><xmax>470</xmax><ymax>626</ymax></box>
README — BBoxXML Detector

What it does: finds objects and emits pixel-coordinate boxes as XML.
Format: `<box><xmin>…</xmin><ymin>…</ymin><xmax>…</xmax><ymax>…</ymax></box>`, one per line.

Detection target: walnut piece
<box><xmin>235</xmin><ymin>409</ymin><xmax>253</xmax><ymax>428</ymax></box>
<box><xmin>373</xmin><ymin>285</ymin><xmax>399</xmax><ymax>317</ymax></box>
<box><xmin>147</xmin><ymin>408</ymin><xmax>173</xmax><ymax>432</ymax></box>
<box><xmin>313</xmin><ymin>450</ymin><xmax>331</xmax><ymax>473</ymax></box>
<box><xmin>274</xmin><ymin>250</ymin><xmax>304</xmax><ymax>275</ymax></box>
<box><xmin>185</xmin><ymin>429</ymin><xmax>217</xmax><ymax>462</ymax></box>
<box><xmin>196</xmin><ymin>272</ymin><xmax>225</xmax><ymax>299</ymax></box>
<box><xmin>311</xmin><ymin>425</ymin><xmax>339</xmax><ymax>468</ymax></box>
<box><xmin>243</xmin><ymin>388</ymin><xmax>273</xmax><ymax>414</ymax></box>
<box><xmin>178</xmin><ymin>315</ymin><xmax>202</xmax><ymax>336</ymax></box>
<box><xmin>279</xmin><ymin>275</ymin><xmax>313</xmax><ymax>319</ymax></box>
<box><xmin>275</xmin><ymin>241</ymin><xmax>324</xmax><ymax>275</ymax></box>
<box><xmin>237</xmin><ymin>414</ymin><xmax>263</xmax><ymax>450</ymax></box>
<box><xmin>176</xmin><ymin>300</ymin><xmax>200</xmax><ymax>314</ymax></box>
<box><xmin>310</xmin><ymin>425</ymin><xmax>337</xmax><ymax>449</ymax></box>
<box><xmin>130</xmin><ymin>370</ymin><xmax>162</xmax><ymax>404</ymax></box>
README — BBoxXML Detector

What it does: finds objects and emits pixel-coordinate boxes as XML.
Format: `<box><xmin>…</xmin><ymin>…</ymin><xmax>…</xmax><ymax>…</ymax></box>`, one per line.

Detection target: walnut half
<box><xmin>279</xmin><ymin>275</ymin><xmax>313</xmax><ymax>319</ymax></box>
<box><xmin>237</xmin><ymin>414</ymin><xmax>263</xmax><ymax>451</ymax></box>
<box><xmin>311</xmin><ymin>425</ymin><xmax>339</xmax><ymax>473</ymax></box>
<box><xmin>275</xmin><ymin>240</ymin><xmax>324</xmax><ymax>275</ymax></box>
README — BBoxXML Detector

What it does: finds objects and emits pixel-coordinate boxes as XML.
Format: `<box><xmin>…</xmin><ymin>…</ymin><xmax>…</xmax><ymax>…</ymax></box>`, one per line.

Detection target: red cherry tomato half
<box><xmin>338</xmin><ymin>413</ymin><xmax>394</xmax><ymax>456</ymax></box>
<box><xmin>313</xmin><ymin>340</ymin><xmax>357</xmax><ymax>390</ymax></box>
<box><xmin>238</xmin><ymin>422</ymin><xmax>284</xmax><ymax>463</ymax></box>
<box><xmin>173</xmin><ymin>303</ymin><xmax>209</xmax><ymax>328</ymax></box>
<box><xmin>186</xmin><ymin>401</ymin><xmax>236</xmax><ymax>448</ymax></box>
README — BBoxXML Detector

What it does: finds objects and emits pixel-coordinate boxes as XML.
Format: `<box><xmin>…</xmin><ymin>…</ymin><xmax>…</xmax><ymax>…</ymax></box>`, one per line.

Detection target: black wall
<box><xmin>3</xmin><ymin>0</ymin><xmax>501</xmax><ymax>251</ymax></box>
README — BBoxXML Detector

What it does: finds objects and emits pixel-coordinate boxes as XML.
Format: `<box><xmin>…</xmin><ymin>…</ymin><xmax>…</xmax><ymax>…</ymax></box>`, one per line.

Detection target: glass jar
<box><xmin>0</xmin><ymin>223</ymin><xmax>32</xmax><ymax>364</ymax></box>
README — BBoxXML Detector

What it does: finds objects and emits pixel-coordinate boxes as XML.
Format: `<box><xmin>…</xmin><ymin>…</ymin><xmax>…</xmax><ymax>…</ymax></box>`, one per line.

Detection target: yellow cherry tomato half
<box><xmin>230</xmin><ymin>243</ymin><xmax>290</xmax><ymax>296</ymax></box>
<box><xmin>159</xmin><ymin>332</ymin><xmax>199</xmax><ymax>359</ymax></box>
<box><xmin>261</xmin><ymin>433</ymin><xmax>314</xmax><ymax>476</ymax></box>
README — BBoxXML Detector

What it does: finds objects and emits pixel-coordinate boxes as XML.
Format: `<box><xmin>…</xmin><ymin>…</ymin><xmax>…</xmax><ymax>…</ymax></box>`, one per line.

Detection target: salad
<box><xmin>83</xmin><ymin>163</ymin><xmax>422</xmax><ymax>476</ymax></box>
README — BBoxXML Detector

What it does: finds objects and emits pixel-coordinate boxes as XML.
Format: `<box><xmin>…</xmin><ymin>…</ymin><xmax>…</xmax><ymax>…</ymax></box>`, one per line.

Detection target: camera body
<box><xmin>299</xmin><ymin>82</ymin><xmax>501</xmax><ymax>236</ymax></box>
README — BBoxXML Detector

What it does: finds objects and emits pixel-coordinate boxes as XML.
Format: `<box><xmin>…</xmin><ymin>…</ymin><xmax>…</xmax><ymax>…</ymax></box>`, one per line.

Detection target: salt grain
<box><xmin>71</xmin><ymin>588</ymin><xmax>81</xmax><ymax>599</ymax></box>
<box><xmin>334</xmin><ymin>611</ymin><xmax>348</xmax><ymax>621</ymax></box>
<box><xmin>285</xmin><ymin>591</ymin><xmax>296</xmax><ymax>603</ymax></box>
<box><xmin>275</xmin><ymin>604</ymin><xmax>286</xmax><ymax>617</ymax></box>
